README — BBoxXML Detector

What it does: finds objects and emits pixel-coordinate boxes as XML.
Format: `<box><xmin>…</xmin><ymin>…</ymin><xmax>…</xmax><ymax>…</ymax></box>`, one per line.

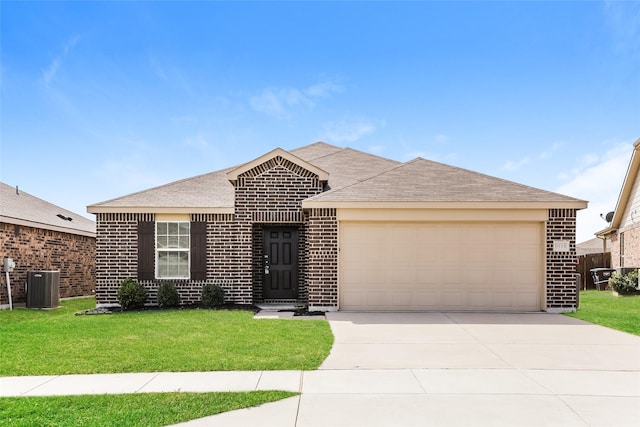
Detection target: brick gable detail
<box><xmin>235</xmin><ymin>160</ymin><xmax>324</xmax><ymax>305</ymax></box>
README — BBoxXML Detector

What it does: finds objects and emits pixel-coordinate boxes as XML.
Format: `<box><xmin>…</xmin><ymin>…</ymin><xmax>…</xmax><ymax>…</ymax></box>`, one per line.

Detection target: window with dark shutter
<box><xmin>138</xmin><ymin>221</ymin><xmax>155</xmax><ymax>281</ymax></box>
<box><xmin>190</xmin><ymin>222</ymin><xmax>207</xmax><ymax>281</ymax></box>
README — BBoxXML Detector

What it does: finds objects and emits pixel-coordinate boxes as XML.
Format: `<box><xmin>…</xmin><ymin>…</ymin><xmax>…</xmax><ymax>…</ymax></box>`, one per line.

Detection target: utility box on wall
<box><xmin>27</xmin><ymin>271</ymin><xmax>60</xmax><ymax>308</ymax></box>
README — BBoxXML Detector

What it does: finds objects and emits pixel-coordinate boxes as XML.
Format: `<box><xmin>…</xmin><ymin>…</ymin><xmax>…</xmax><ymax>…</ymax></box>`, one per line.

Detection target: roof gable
<box><xmin>227</xmin><ymin>148</ymin><xmax>329</xmax><ymax>182</ymax></box>
<box><xmin>304</xmin><ymin>157</ymin><xmax>587</xmax><ymax>208</ymax></box>
<box><xmin>1</xmin><ymin>182</ymin><xmax>95</xmax><ymax>236</ymax></box>
<box><xmin>598</xmin><ymin>138</ymin><xmax>640</xmax><ymax>236</ymax></box>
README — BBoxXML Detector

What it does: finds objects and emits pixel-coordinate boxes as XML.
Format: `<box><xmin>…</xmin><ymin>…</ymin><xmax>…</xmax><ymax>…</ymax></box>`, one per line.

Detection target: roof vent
<box><xmin>56</xmin><ymin>214</ymin><xmax>73</xmax><ymax>222</ymax></box>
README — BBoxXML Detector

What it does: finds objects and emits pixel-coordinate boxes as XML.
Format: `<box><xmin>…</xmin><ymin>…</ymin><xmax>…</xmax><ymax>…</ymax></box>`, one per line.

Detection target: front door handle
<box><xmin>264</xmin><ymin>255</ymin><xmax>270</xmax><ymax>275</ymax></box>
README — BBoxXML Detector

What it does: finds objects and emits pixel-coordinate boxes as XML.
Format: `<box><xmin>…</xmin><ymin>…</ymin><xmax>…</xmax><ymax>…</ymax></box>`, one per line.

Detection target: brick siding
<box><xmin>94</xmin><ymin>156</ymin><xmax>326</xmax><ymax>307</ymax></box>
<box><xmin>0</xmin><ymin>222</ymin><xmax>95</xmax><ymax>305</ymax></box>
<box><xmin>307</xmin><ymin>208</ymin><xmax>338</xmax><ymax>309</ymax></box>
<box><xmin>236</xmin><ymin>157</ymin><xmax>323</xmax><ymax>305</ymax></box>
<box><xmin>545</xmin><ymin>209</ymin><xmax>578</xmax><ymax>312</ymax></box>
<box><xmin>608</xmin><ymin>223</ymin><xmax>640</xmax><ymax>270</ymax></box>
<box><xmin>93</xmin><ymin>155</ymin><xmax>580</xmax><ymax>313</ymax></box>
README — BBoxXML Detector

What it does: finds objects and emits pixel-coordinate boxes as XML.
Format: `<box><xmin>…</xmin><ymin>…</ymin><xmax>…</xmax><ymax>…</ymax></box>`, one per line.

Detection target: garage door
<box><xmin>339</xmin><ymin>222</ymin><xmax>543</xmax><ymax>311</ymax></box>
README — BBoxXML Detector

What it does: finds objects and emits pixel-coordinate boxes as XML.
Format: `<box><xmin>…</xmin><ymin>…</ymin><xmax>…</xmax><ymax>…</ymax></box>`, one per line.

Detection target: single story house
<box><xmin>88</xmin><ymin>142</ymin><xmax>587</xmax><ymax>313</ymax></box>
<box><xmin>597</xmin><ymin>138</ymin><xmax>640</xmax><ymax>273</ymax></box>
<box><xmin>0</xmin><ymin>182</ymin><xmax>96</xmax><ymax>307</ymax></box>
<box><xmin>576</xmin><ymin>237</ymin><xmax>609</xmax><ymax>256</ymax></box>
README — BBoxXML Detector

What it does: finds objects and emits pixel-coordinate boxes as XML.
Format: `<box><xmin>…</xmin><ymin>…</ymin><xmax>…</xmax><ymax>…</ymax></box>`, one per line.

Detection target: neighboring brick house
<box><xmin>88</xmin><ymin>142</ymin><xmax>587</xmax><ymax>313</ymax></box>
<box><xmin>597</xmin><ymin>138</ymin><xmax>640</xmax><ymax>272</ymax></box>
<box><xmin>0</xmin><ymin>182</ymin><xmax>96</xmax><ymax>307</ymax></box>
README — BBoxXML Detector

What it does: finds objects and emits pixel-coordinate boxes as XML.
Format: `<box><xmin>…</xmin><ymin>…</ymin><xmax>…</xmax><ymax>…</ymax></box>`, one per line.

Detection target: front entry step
<box><xmin>254</xmin><ymin>303</ymin><xmax>304</xmax><ymax>311</ymax></box>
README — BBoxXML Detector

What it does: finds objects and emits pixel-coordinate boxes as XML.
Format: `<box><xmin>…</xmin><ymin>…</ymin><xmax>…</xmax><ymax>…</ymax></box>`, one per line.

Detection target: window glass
<box><xmin>156</xmin><ymin>221</ymin><xmax>190</xmax><ymax>278</ymax></box>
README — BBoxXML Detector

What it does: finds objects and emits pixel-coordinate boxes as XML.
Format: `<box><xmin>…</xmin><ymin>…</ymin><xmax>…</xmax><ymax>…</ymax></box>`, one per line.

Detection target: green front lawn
<box><xmin>0</xmin><ymin>298</ymin><xmax>333</xmax><ymax>376</ymax></box>
<box><xmin>0</xmin><ymin>391</ymin><xmax>296</xmax><ymax>427</ymax></box>
<box><xmin>566</xmin><ymin>290</ymin><xmax>640</xmax><ymax>336</ymax></box>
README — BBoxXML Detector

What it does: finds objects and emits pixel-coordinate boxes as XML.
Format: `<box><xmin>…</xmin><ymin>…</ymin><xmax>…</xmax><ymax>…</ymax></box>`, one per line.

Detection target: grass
<box><xmin>0</xmin><ymin>297</ymin><xmax>333</xmax><ymax>376</ymax></box>
<box><xmin>0</xmin><ymin>391</ymin><xmax>296</xmax><ymax>427</ymax></box>
<box><xmin>566</xmin><ymin>290</ymin><xmax>640</xmax><ymax>336</ymax></box>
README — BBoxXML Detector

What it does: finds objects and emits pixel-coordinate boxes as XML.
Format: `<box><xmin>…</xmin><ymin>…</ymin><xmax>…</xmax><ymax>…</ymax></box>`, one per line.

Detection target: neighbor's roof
<box><xmin>576</xmin><ymin>237</ymin><xmax>609</xmax><ymax>256</ymax></box>
<box><xmin>596</xmin><ymin>138</ymin><xmax>640</xmax><ymax>237</ymax></box>
<box><xmin>0</xmin><ymin>182</ymin><xmax>96</xmax><ymax>237</ymax></box>
<box><xmin>88</xmin><ymin>141</ymin><xmax>587</xmax><ymax>213</ymax></box>
<box><xmin>304</xmin><ymin>157</ymin><xmax>587</xmax><ymax>208</ymax></box>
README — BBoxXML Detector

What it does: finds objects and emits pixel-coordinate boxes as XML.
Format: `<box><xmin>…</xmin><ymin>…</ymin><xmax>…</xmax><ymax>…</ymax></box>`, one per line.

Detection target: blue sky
<box><xmin>1</xmin><ymin>1</ymin><xmax>638</xmax><ymax>242</ymax></box>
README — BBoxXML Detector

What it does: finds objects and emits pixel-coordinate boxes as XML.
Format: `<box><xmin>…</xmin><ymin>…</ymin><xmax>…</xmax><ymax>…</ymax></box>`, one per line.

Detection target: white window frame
<box><xmin>156</xmin><ymin>221</ymin><xmax>190</xmax><ymax>279</ymax></box>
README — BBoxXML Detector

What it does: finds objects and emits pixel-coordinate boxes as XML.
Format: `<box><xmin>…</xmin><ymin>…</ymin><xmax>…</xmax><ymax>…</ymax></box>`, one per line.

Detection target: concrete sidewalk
<box><xmin>2</xmin><ymin>368</ymin><xmax>639</xmax><ymax>426</ymax></box>
<box><xmin>3</xmin><ymin>312</ymin><xmax>639</xmax><ymax>426</ymax></box>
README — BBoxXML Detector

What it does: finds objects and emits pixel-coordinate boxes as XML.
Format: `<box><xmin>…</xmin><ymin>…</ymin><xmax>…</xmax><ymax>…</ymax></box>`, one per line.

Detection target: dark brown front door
<box><xmin>263</xmin><ymin>227</ymin><xmax>298</xmax><ymax>300</ymax></box>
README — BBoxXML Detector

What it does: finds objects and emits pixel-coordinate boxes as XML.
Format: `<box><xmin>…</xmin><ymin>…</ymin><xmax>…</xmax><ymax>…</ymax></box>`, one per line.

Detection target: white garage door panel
<box><xmin>339</xmin><ymin>222</ymin><xmax>543</xmax><ymax>312</ymax></box>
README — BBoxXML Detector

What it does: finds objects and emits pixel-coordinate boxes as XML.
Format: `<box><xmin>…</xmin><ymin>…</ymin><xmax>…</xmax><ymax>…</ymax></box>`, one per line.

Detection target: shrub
<box><xmin>157</xmin><ymin>281</ymin><xmax>181</xmax><ymax>308</ymax></box>
<box><xmin>201</xmin><ymin>283</ymin><xmax>225</xmax><ymax>308</ymax></box>
<box><xmin>117</xmin><ymin>278</ymin><xmax>148</xmax><ymax>310</ymax></box>
<box><xmin>609</xmin><ymin>270</ymin><xmax>639</xmax><ymax>294</ymax></box>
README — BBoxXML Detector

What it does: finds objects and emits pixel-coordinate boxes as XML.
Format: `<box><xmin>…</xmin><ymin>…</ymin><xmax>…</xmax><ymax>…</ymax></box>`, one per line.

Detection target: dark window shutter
<box><xmin>137</xmin><ymin>222</ymin><xmax>155</xmax><ymax>281</ymax></box>
<box><xmin>191</xmin><ymin>222</ymin><xmax>207</xmax><ymax>281</ymax></box>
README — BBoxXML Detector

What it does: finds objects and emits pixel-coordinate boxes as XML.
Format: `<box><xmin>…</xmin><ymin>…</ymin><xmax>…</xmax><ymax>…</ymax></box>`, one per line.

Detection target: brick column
<box><xmin>546</xmin><ymin>209</ymin><xmax>578</xmax><ymax>312</ymax></box>
<box><xmin>307</xmin><ymin>208</ymin><xmax>338</xmax><ymax>311</ymax></box>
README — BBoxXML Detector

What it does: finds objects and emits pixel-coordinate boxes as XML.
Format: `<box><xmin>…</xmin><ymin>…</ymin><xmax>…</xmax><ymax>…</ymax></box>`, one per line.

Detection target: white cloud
<box><xmin>305</xmin><ymin>81</ymin><xmax>343</xmax><ymax>98</ymax></box>
<box><xmin>504</xmin><ymin>157</ymin><xmax>531</xmax><ymax>171</ymax></box>
<box><xmin>148</xmin><ymin>54</ymin><xmax>194</xmax><ymax>96</ymax></box>
<box><xmin>249</xmin><ymin>87</ymin><xmax>311</xmax><ymax>119</ymax></box>
<box><xmin>42</xmin><ymin>35</ymin><xmax>80</xmax><ymax>86</ymax></box>
<box><xmin>503</xmin><ymin>142</ymin><xmax>564</xmax><ymax>171</ymax></box>
<box><xmin>434</xmin><ymin>134</ymin><xmax>451</xmax><ymax>144</ymax></box>
<box><xmin>605</xmin><ymin>0</ymin><xmax>640</xmax><ymax>54</ymax></box>
<box><xmin>249</xmin><ymin>80</ymin><xmax>342</xmax><ymax>119</ymax></box>
<box><xmin>555</xmin><ymin>141</ymin><xmax>632</xmax><ymax>242</ymax></box>
<box><xmin>368</xmin><ymin>145</ymin><xmax>386</xmax><ymax>154</ymax></box>
<box><xmin>321</xmin><ymin>119</ymin><xmax>378</xmax><ymax>143</ymax></box>
<box><xmin>183</xmin><ymin>132</ymin><xmax>210</xmax><ymax>148</ymax></box>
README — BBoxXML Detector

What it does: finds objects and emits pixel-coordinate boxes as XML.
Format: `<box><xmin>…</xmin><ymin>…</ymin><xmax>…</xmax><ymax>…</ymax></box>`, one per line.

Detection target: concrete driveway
<box><xmin>320</xmin><ymin>312</ymin><xmax>640</xmax><ymax>371</ymax></box>
<box><xmin>173</xmin><ymin>311</ymin><xmax>640</xmax><ymax>426</ymax></box>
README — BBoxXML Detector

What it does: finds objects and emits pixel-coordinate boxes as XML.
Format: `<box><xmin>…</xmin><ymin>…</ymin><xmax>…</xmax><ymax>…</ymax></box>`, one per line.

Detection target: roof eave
<box><xmin>607</xmin><ymin>138</ymin><xmax>640</xmax><ymax>230</ymax></box>
<box><xmin>1</xmin><ymin>216</ymin><xmax>96</xmax><ymax>238</ymax></box>
<box><xmin>302</xmin><ymin>200</ymin><xmax>588</xmax><ymax>210</ymax></box>
<box><xmin>595</xmin><ymin>226</ymin><xmax>616</xmax><ymax>238</ymax></box>
<box><xmin>87</xmin><ymin>206</ymin><xmax>235</xmax><ymax>215</ymax></box>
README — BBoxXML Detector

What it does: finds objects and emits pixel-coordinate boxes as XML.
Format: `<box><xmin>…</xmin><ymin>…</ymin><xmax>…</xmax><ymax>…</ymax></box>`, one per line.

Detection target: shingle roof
<box><xmin>298</xmin><ymin>147</ymin><xmax>400</xmax><ymax>191</ymax></box>
<box><xmin>88</xmin><ymin>142</ymin><xmax>586</xmax><ymax>212</ymax></box>
<box><xmin>289</xmin><ymin>141</ymin><xmax>344</xmax><ymax>161</ymax></box>
<box><xmin>1</xmin><ymin>182</ymin><xmax>95</xmax><ymax>236</ymax></box>
<box><xmin>88</xmin><ymin>142</ymin><xmax>398</xmax><ymax>211</ymax></box>
<box><xmin>88</xmin><ymin>168</ymin><xmax>235</xmax><ymax>211</ymax></box>
<box><xmin>306</xmin><ymin>157</ymin><xmax>586</xmax><ymax>204</ymax></box>
<box><xmin>576</xmin><ymin>237</ymin><xmax>609</xmax><ymax>256</ymax></box>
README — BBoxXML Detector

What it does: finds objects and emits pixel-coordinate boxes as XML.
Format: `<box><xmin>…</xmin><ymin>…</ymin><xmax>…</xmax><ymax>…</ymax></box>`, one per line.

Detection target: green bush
<box><xmin>117</xmin><ymin>278</ymin><xmax>148</xmax><ymax>310</ymax></box>
<box><xmin>201</xmin><ymin>283</ymin><xmax>225</xmax><ymax>308</ymax></box>
<box><xmin>157</xmin><ymin>281</ymin><xmax>181</xmax><ymax>308</ymax></box>
<box><xmin>608</xmin><ymin>270</ymin><xmax>639</xmax><ymax>294</ymax></box>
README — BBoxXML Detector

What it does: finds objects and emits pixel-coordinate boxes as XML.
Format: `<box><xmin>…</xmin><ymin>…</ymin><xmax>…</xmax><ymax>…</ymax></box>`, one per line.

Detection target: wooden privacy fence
<box><xmin>576</xmin><ymin>252</ymin><xmax>612</xmax><ymax>290</ymax></box>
